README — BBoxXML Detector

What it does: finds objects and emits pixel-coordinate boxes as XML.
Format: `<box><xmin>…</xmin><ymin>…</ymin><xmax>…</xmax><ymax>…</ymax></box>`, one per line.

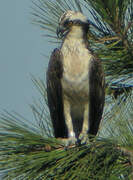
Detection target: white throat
<box><xmin>61</xmin><ymin>26</ymin><xmax>88</xmax><ymax>57</ymax></box>
<box><xmin>67</xmin><ymin>26</ymin><xmax>84</xmax><ymax>39</ymax></box>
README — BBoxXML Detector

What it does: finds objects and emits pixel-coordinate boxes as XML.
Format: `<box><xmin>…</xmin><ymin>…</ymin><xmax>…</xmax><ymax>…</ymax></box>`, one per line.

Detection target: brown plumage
<box><xmin>46</xmin><ymin>11</ymin><xmax>105</xmax><ymax>145</ymax></box>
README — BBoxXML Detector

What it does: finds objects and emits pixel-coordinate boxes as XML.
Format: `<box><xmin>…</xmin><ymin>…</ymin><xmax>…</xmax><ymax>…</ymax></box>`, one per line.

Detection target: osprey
<box><xmin>47</xmin><ymin>11</ymin><xmax>105</xmax><ymax>145</ymax></box>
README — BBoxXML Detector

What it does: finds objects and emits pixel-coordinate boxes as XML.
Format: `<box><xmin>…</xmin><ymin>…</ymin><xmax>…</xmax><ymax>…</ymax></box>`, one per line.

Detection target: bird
<box><xmin>46</xmin><ymin>10</ymin><xmax>105</xmax><ymax>145</ymax></box>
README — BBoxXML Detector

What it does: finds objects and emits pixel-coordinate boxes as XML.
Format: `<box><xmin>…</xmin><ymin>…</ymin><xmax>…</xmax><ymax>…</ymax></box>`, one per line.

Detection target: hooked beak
<box><xmin>56</xmin><ymin>25</ymin><xmax>68</xmax><ymax>39</ymax></box>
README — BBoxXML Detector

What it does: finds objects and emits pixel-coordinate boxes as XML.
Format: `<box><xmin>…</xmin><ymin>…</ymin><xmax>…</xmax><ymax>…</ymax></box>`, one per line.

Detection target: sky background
<box><xmin>0</xmin><ymin>0</ymin><xmax>54</xmax><ymax>122</ymax></box>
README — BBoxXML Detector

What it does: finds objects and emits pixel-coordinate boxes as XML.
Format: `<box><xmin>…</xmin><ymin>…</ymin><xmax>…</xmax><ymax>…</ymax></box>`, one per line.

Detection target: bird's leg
<box><xmin>79</xmin><ymin>103</ymin><xmax>89</xmax><ymax>144</ymax></box>
<box><xmin>62</xmin><ymin>99</ymin><xmax>77</xmax><ymax>146</ymax></box>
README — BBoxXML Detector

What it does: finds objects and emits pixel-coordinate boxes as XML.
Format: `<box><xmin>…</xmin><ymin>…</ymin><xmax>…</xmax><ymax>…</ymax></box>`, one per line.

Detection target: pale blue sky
<box><xmin>0</xmin><ymin>1</ymin><xmax>53</xmax><ymax>120</ymax></box>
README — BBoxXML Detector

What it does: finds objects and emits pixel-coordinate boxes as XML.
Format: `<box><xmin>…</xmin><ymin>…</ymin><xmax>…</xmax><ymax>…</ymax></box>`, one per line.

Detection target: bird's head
<box><xmin>57</xmin><ymin>10</ymin><xmax>89</xmax><ymax>38</ymax></box>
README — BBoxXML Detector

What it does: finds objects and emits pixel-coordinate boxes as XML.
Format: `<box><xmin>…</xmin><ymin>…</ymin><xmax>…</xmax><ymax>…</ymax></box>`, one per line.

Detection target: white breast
<box><xmin>61</xmin><ymin>38</ymin><xmax>92</xmax><ymax>102</ymax></box>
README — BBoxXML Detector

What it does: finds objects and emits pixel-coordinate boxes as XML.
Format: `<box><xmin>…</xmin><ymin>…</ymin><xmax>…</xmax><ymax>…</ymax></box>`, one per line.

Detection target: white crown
<box><xmin>59</xmin><ymin>10</ymin><xmax>87</xmax><ymax>24</ymax></box>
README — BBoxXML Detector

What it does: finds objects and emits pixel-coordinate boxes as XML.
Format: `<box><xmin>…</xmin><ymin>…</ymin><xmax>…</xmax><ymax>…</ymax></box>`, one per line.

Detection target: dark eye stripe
<box><xmin>73</xmin><ymin>20</ymin><xmax>87</xmax><ymax>25</ymax></box>
<box><xmin>63</xmin><ymin>19</ymin><xmax>70</xmax><ymax>26</ymax></box>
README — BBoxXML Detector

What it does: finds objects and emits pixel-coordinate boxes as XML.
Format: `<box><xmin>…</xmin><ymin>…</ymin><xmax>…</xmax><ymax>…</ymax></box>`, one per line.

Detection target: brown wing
<box><xmin>46</xmin><ymin>48</ymin><xmax>68</xmax><ymax>138</ymax></box>
<box><xmin>88</xmin><ymin>56</ymin><xmax>105</xmax><ymax>135</ymax></box>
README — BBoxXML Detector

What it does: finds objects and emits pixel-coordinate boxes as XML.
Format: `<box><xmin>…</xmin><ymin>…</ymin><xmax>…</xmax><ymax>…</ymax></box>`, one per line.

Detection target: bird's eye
<box><xmin>68</xmin><ymin>21</ymin><xmax>73</xmax><ymax>26</ymax></box>
<box><xmin>64</xmin><ymin>20</ymin><xmax>73</xmax><ymax>27</ymax></box>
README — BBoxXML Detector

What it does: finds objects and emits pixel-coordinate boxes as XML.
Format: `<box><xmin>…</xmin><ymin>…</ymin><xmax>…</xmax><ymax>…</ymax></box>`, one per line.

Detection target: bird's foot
<box><xmin>65</xmin><ymin>136</ymin><xmax>77</xmax><ymax>147</ymax></box>
<box><xmin>78</xmin><ymin>132</ymin><xmax>90</xmax><ymax>145</ymax></box>
<box><xmin>58</xmin><ymin>137</ymin><xmax>77</xmax><ymax>148</ymax></box>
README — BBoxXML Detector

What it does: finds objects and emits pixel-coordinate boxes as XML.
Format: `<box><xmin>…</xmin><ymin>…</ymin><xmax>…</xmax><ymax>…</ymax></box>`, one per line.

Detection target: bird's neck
<box><xmin>61</xmin><ymin>25</ymin><xmax>90</xmax><ymax>59</ymax></box>
<box><xmin>61</xmin><ymin>26</ymin><xmax>88</xmax><ymax>52</ymax></box>
<box><xmin>66</xmin><ymin>26</ymin><xmax>87</xmax><ymax>40</ymax></box>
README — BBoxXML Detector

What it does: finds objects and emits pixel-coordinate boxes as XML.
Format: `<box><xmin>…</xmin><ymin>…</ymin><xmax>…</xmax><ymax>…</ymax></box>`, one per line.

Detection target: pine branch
<box><xmin>0</xmin><ymin>85</ymin><xmax>133</xmax><ymax>179</ymax></box>
<box><xmin>0</xmin><ymin>113</ymin><xmax>132</xmax><ymax>179</ymax></box>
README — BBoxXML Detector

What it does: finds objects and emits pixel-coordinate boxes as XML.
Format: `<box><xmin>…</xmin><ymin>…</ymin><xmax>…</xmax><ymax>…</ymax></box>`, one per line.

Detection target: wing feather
<box><xmin>46</xmin><ymin>48</ymin><xmax>68</xmax><ymax>138</ymax></box>
<box><xmin>89</xmin><ymin>56</ymin><xmax>105</xmax><ymax>135</ymax></box>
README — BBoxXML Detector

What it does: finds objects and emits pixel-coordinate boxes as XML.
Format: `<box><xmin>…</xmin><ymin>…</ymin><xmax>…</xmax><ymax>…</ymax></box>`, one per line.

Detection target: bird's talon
<box><xmin>59</xmin><ymin>137</ymin><xmax>77</xmax><ymax>147</ymax></box>
<box><xmin>79</xmin><ymin>133</ymin><xmax>90</xmax><ymax>145</ymax></box>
